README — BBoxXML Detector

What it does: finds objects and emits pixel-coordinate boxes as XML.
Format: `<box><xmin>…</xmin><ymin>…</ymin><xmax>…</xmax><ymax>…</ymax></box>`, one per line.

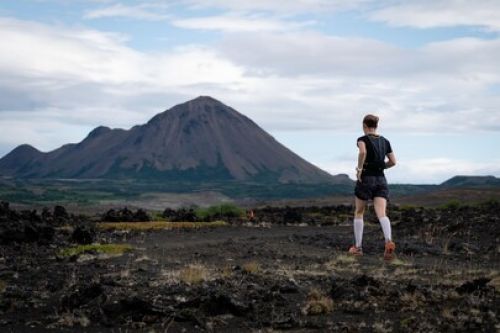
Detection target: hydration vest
<box><xmin>364</xmin><ymin>135</ymin><xmax>387</xmax><ymax>172</ymax></box>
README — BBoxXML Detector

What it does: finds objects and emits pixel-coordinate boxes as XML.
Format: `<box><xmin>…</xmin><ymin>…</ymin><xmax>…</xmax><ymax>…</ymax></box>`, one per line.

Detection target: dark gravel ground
<box><xmin>0</xmin><ymin>202</ymin><xmax>498</xmax><ymax>332</ymax></box>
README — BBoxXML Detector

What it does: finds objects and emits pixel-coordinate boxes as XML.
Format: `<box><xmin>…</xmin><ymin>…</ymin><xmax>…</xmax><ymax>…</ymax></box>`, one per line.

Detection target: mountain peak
<box><xmin>87</xmin><ymin>126</ymin><xmax>111</xmax><ymax>139</ymax></box>
<box><xmin>0</xmin><ymin>96</ymin><xmax>338</xmax><ymax>184</ymax></box>
<box><xmin>12</xmin><ymin>144</ymin><xmax>40</xmax><ymax>153</ymax></box>
<box><xmin>191</xmin><ymin>95</ymin><xmax>220</xmax><ymax>104</ymax></box>
<box><xmin>184</xmin><ymin>95</ymin><xmax>233</xmax><ymax>113</ymax></box>
<box><xmin>0</xmin><ymin>144</ymin><xmax>42</xmax><ymax>174</ymax></box>
<box><xmin>148</xmin><ymin>96</ymin><xmax>240</xmax><ymax>125</ymax></box>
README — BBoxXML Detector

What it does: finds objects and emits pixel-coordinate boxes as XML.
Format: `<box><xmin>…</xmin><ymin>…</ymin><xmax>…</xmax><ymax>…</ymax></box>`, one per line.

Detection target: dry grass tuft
<box><xmin>179</xmin><ymin>264</ymin><xmax>209</xmax><ymax>285</ymax></box>
<box><xmin>97</xmin><ymin>220</ymin><xmax>228</xmax><ymax>231</ymax></box>
<box><xmin>442</xmin><ymin>232</ymin><xmax>457</xmax><ymax>255</ymax></box>
<box><xmin>242</xmin><ymin>260</ymin><xmax>260</xmax><ymax>274</ymax></box>
<box><xmin>220</xmin><ymin>263</ymin><xmax>233</xmax><ymax>278</ymax></box>
<box><xmin>393</xmin><ymin>266</ymin><xmax>418</xmax><ymax>274</ymax></box>
<box><xmin>373</xmin><ymin>320</ymin><xmax>393</xmax><ymax>333</ymax></box>
<box><xmin>388</xmin><ymin>257</ymin><xmax>412</xmax><ymax>267</ymax></box>
<box><xmin>487</xmin><ymin>272</ymin><xmax>500</xmax><ymax>290</ymax></box>
<box><xmin>58</xmin><ymin>243</ymin><xmax>133</xmax><ymax>257</ymax></box>
<box><xmin>333</xmin><ymin>254</ymin><xmax>357</xmax><ymax>264</ymax></box>
<box><xmin>56</xmin><ymin>225</ymin><xmax>74</xmax><ymax>233</ymax></box>
<box><xmin>48</xmin><ymin>312</ymin><xmax>90</xmax><ymax>328</ymax></box>
<box><xmin>441</xmin><ymin>307</ymin><xmax>455</xmax><ymax>320</ymax></box>
<box><xmin>301</xmin><ymin>288</ymin><xmax>334</xmax><ymax>315</ymax></box>
<box><xmin>324</xmin><ymin>254</ymin><xmax>359</xmax><ymax>272</ymax></box>
<box><xmin>400</xmin><ymin>292</ymin><xmax>421</xmax><ymax>310</ymax></box>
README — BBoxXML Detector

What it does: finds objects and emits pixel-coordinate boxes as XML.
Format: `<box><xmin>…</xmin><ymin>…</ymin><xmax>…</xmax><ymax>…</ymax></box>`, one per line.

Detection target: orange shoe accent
<box><xmin>348</xmin><ymin>245</ymin><xmax>363</xmax><ymax>256</ymax></box>
<box><xmin>384</xmin><ymin>241</ymin><xmax>396</xmax><ymax>261</ymax></box>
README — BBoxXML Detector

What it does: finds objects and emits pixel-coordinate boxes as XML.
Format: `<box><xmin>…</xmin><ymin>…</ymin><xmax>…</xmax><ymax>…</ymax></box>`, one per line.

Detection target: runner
<box><xmin>348</xmin><ymin>114</ymin><xmax>397</xmax><ymax>260</ymax></box>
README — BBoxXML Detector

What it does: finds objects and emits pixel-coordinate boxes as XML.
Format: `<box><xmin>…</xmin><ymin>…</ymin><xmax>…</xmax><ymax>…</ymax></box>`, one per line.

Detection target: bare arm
<box><xmin>356</xmin><ymin>141</ymin><xmax>366</xmax><ymax>181</ymax></box>
<box><xmin>385</xmin><ymin>152</ymin><xmax>396</xmax><ymax>169</ymax></box>
<box><xmin>357</xmin><ymin>141</ymin><xmax>367</xmax><ymax>169</ymax></box>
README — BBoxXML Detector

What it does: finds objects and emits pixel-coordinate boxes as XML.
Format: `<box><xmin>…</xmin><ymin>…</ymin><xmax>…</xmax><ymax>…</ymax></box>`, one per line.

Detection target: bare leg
<box><xmin>355</xmin><ymin>197</ymin><xmax>366</xmax><ymax>218</ymax></box>
<box><xmin>352</xmin><ymin>197</ymin><xmax>366</xmax><ymax>249</ymax></box>
<box><xmin>374</xmin><ymin>197</ymin><xmax>392</xmax><ymax>242</ymax></box>
<box><xmin>373</xmin><ymin>197</ymin><xmax>387</xmax><ymax>218</ymax></box>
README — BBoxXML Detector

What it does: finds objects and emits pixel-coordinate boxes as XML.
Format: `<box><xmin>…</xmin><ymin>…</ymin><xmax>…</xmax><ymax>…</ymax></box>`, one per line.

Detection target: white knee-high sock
<box><xmin>378</xmin><ymin>216</ymin><xmax>392</xmax><ymax>242</ymax></box>
<box><xmin>354</xmin><ymin>218</ymin><xmax>364</xmax><ymax>248</ymax></box>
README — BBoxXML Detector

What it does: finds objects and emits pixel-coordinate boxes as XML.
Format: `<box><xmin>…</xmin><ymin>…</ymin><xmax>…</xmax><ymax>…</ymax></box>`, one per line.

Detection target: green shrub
<box><xmin>440</xmin><ymin>200</ymin><xmax>461</xmax><ymax>210</ymax></box>
<box><xmin>195</xmin><ymin>203</ymin><xmax>244</xmax><ymax>221</ymax></box>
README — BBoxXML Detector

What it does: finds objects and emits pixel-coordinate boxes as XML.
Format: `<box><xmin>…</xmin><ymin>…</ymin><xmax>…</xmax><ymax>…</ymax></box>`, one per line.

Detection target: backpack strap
<box><xmin>366</xmin><ymin>135</ymin><xmax>386</xmax><ymax>170</ymax></box>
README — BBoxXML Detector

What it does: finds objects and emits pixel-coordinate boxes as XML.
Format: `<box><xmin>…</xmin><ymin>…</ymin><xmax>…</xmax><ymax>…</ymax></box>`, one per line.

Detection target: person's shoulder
<box><xmin>356</xmin><ymin>135</ymin><xmax>367</xmax><ymax>147</ymax></box>
<box><xmin>380</xmin><ymin>135</ymin><xmax>393</xmax><ymax>151</ymax></box>
<box><xmin>357</xmin><ymin>135</ymin><xmax>367</xmax><ymax>141</ymax></box>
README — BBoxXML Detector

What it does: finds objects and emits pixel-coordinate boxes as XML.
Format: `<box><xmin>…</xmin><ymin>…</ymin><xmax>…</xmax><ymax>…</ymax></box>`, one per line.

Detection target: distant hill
<box><xmin>440</xmin><ymin>175</ymin><xmax>500</xmax><ymax>187</ymax></box>
<box><xmin>0</xmin><ymin>96</ymin><xmax>349</xmax><ymax>186</ymax></box>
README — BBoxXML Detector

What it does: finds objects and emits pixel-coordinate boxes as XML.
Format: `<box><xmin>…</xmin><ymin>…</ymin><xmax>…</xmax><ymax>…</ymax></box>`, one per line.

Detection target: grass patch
<box><xmin>179</xmin><ymin>264</ymin><xmax>208</xmax><ymax>285</ymax></box>
<box><xmin>323</xmin><ymin>254</ymin><xmax>359</xmax><ymax>272</ymax></box>
<box><xmin>333</xmin><ymin>254</ymin><xmax>357</xmax><ymax>265</ymax></box>
<box><xmin>242</xmin><ymin>260</ymin><xmax>260</xmax><ymax>274</ymax></box>
<box><xmin>302</xmin><ymin>288</ymin><xmax>334</xmax><ymax>315</ymax></box>
<box><xmin>58</xmin><ymin>243</ymin><xmax>133</xmax><ymax>257</ymax></box>
<box><xmin>96</xmin><ymin>220</ymin><xmax>228</xmax><ymax>231</ymax></box>
<box><xmin>388</xmin><ymin>257</ymin><xmax>413</xmax><ymax>267</ymax></box>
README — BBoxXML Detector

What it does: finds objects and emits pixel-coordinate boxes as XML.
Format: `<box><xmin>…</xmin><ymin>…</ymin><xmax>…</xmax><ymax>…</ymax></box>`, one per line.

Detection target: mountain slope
<box><xmin>440</xmin><ymin>175</ymin><xmax>500</xmax><ymax>187</ymax></box>
<box><xmin>0</xmin><ymin>96</ymin><xmax>344</xmax><ymax>184</ymax></box>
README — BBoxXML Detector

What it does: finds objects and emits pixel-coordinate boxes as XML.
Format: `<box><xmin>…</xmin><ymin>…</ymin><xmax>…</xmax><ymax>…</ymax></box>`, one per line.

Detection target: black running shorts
<box><xmin>354</xmin><ymin>175</ymin><xmax>389</xmax><ymax>201</ymax></box>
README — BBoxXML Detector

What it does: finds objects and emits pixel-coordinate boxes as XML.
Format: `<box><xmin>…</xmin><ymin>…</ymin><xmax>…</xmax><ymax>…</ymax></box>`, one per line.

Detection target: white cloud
<box><xmin>0</xmin><ymin>17</ymin><xmax>244</xmax><ymax>89</ymax></box>
<box><xmin>0</xmin><ymin>116</ymin><xmax>91</xmax><ymax>152</ymax></box>
<box><xmin>1</xmin><ymin>16</ymin><xmax>500</xmax><ymax>140</ymax></box>
<box><xmin>82</xmin><ymin>0</ymin><xmax>500</xmax><ymax>32</ymax></box>
<box><xmin>0</xmin><ymin>17</ymin><xmax>248</xmax><ymax>153</ymax></box>
<box><xmin>216</xmin><ymin>31</ymin><xmax>500</xmax><ymax>133</ymax></box>
<box><xmin>183</xmin><ymin>0</ymin><xmax>371</xmax><ymax>14</ymax></box>
<box><xmin>370</xmin><ymin>0</ymin><xmax>500</xmax><ymax>32</ymax></box>
<box><xmin>84</xmin><ymin>3</ymin><xmax>170</xmax><ymax>21</ymax></box>
<box><xmin>171</xmin><ymin>14</ymin><xmax>315</xmax><ymax>32</ymax></box>
<box><xmin>392</xmin><ymin>158</ymin><xmax>500</xmax><ymax>184</ymax></box>
<box><xmin>82</xmin><ymin>0</ymin><xmax>500</xmax><ymax>34</ymax></box>
<box><xmin>219</xmin><ymin>32</ymin><xmax>500</xmax><ymax>80</ymax></box>
<box><xmin>319</xmin><ymin>157</ymin><xmax>500</xmax><ymax>184</ymax></box>
<box><xmin>1</xmin><ymin>15</ymin><xmax>500</xmax><ymax>183</ymax></box>
<box><xmin>219</xmin><ymin>32</ymin><xmax>408</xmax><ymax>77</ymax></box>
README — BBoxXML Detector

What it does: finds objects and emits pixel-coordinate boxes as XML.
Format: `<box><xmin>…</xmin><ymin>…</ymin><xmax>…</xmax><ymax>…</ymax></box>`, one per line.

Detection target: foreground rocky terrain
<box><xmin>0</xmin><ymin>201</ymin><xmax>498</xmax><ymax>332</ymax></box>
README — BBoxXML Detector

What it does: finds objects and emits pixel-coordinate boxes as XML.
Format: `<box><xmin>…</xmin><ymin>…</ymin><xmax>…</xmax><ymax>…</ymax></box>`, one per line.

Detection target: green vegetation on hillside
<box><xmin>0</xmin><ymin>178</ymin><xmax>355</xmax><ymax>206</ymax></box>
<box><xmin>195</xmin><ymin>203</ymin><xmax>244</xmax><ymax>220</ymax></box>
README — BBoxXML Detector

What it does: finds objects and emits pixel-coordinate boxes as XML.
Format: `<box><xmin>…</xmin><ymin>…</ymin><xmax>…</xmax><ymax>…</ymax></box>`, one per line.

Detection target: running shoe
<box><xmin>348</xmin><ymin>245</ymin><xmax>363</xmax><ymax>256</ymax></box>
<box><xmin>384</xmin><ymin>241</ymin><xmax>396</xmax><ymax>261</ymax></box>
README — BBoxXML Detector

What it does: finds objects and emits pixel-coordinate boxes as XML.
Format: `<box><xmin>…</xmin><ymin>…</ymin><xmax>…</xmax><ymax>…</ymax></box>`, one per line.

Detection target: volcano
<box><xmin>0</xmin><ymin>96</ymin><xmax>348</xmax><ymax>184</ymax></box>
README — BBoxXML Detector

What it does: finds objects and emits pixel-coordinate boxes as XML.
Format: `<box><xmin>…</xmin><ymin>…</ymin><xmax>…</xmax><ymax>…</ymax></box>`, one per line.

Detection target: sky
<box><xmin>0</xmin><ymin>0</ymin><xmax>499</xmax><ymax>184</ymax></box>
